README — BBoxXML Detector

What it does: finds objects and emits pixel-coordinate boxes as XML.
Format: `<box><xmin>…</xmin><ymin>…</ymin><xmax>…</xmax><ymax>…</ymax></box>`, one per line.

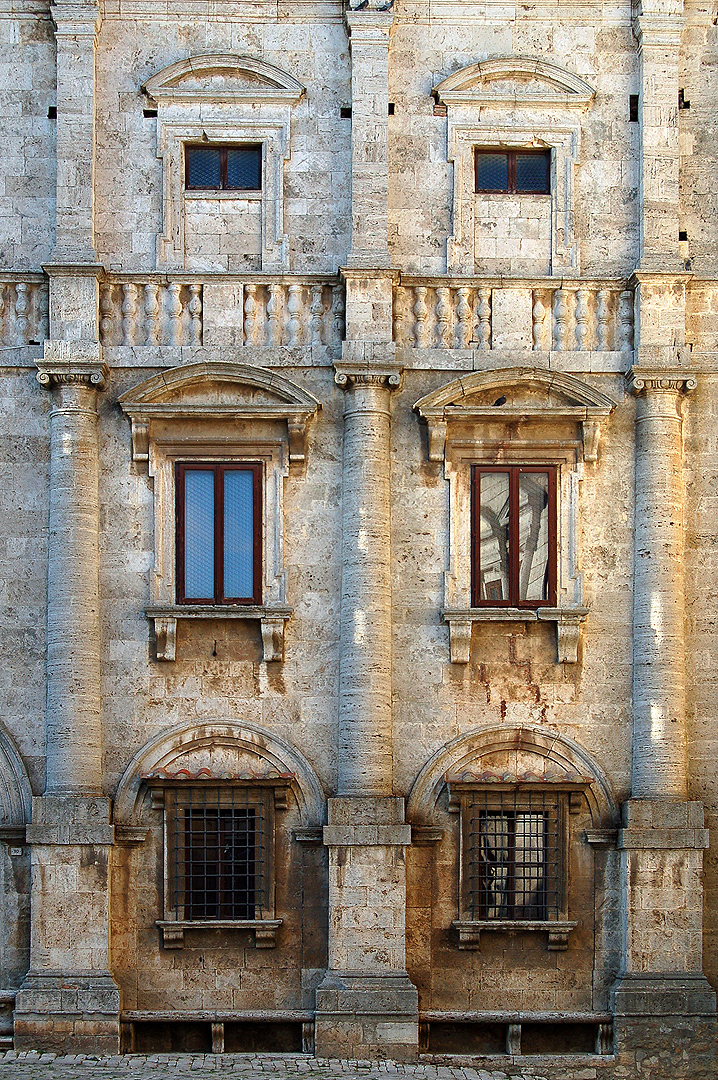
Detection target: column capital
<box><xmin>345</xmin><ymin>7</ymin><xmax>395</xmax><ymax>38</ymax></box>
<box><xmin>36</xmin><ymin>341</ymin><xmax>108</xmax><ymax>392</ymax></box>
<box><xmin>334</xmin><ymin>361</ymin><xmax>403</xmax><ymax>391</ymax></box>
<box><xmin>627</xmin><ymin>367</ymin><xmax>697</xmax><ymax>396</ymax></box>
<box><xmin>51</xmin><ymin>1</ymin><xmax>101</xmax><ymax>38</ymax></box>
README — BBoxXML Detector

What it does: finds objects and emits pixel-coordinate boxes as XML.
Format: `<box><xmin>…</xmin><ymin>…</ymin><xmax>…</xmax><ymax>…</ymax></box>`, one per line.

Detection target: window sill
<box><xmin>184</xmin><ymin>189</ymin><xmax>262</xmax><ymax>201</ymax></box>
<box><xmin>157</xmin><ymin>919</ymin><xmax>282</xmax><ymax>949</ymax></box>
<box><xmin>146</xmin><ymin>605</ymin><xmax>292</xmax><ymax>663</ymax></box>
<box><xmin>452</xmin><ymin>919</ymin><xmax>577</xmax><ymax>952</ymax></box>
<box><xmin>442</xmin><ymin>607</ymin><xmax>588</xmax><ymax>665</ymax></box>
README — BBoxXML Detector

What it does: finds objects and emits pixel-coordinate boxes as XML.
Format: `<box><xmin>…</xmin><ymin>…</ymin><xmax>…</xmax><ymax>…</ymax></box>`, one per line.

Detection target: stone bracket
<box><xmin>292</xmin><ymin>827</ymin><xmax>323</xmax><ymax>843</ymax></box>
<box><xmin>452</xmin><ymin>919</ymin><xmax>577</xmax><ymax>951</ymax></box>
<box><xmin>410</xmin><ymin>826</ymin><xmax>444</xmax><ymax>845</ymax></box>
<box><xmin>156</xmin><ymin>919</ymin><xmax>282</xmax><ymax>949</ymax></box>
<box><xmin>146</xmin><ymin>607</ymin><xmax>292</xmax><ymax>663</ymax></box>
<box><xmin>584</xmin><ymin>828</ymin><xmax>618</xmax><ymax>847</ymax></box>
<box><xmin>443</xmin><ymin>608</ymin><xmax>589</xmax><ymax>664</ymax></box>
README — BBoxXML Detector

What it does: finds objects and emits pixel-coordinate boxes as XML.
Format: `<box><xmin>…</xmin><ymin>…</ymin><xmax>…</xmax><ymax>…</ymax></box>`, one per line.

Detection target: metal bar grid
<box><xmin>466</xmin><ymin>789</ymin><xmax>561</xmax><ymax>921</ymax></box>
<box><xmin>169</xmin><ymin>787</ymin><xmax>266</xmax><ymax>921</ymax></box>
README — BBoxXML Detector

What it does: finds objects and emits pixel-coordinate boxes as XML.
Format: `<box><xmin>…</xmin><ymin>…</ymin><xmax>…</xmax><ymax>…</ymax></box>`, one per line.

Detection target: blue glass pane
<box><xmin>186</xmin><ymin>147</ymin><xmax>221</xmax><ymax>189</ymax></box>
<box><xmin>184</xmin><ymin>470</ymin><xmax>215</xmax><ymax>598</ymax></box>
<box><xmin>516</xmin><ymin>153</ymin><xmax>549</xmax><ymax>193</ymax></box>
<box><xmin>227</xmin><ymin>147</ymin><xmax>262</xmax><ymax>190</ymax></box>
<box><xmin>476</xmin><ymin>153</ymin><xmax>509</xmax><ymax>192</ymax></box>
<box><xmin>224</xmin><ymin>470</ymin><xmax>255</xmax><ymax>599</ymax></box>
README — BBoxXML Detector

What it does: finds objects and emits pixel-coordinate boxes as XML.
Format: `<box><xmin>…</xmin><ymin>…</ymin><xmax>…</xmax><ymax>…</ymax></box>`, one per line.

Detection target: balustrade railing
<box><xmin>99</xmin><ymin>276</ymin><xmax>345</xmax><ymax>348</ymax></box>
<box><xmin>0</xmin><ymin>276</ymin><xmax>48</xmax><ymax>346</ymax></box>
<box><xmin>394</xmin><ymin>279</ymin><xmax>633</xmax><ymax>352</ymax></box>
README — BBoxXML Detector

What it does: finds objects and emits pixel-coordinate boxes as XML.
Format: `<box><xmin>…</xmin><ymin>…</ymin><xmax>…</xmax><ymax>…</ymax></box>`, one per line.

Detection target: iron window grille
<box><xmin>185</xmin><ymin>144</ymin><xmax>262</xmax><ymax>191</ymax></box>
<box><xmin>164</xmin><ymin>785</ymin><xmax>272</xmax><ymax>923</ymax></box>
<box><xmin>471</xmin><ymin>465</ymin><xmax>557</xmax><ymax>608</ymax></box>
<box><xmin>462</xmin><ymin>788</ymin><xmax>563</xmax><ymax>922</ymax></box>
<box><xmin>176</xmin><ymin>462</ymin><xmax>262</xmax><ymax>605</ymax></box>
<box><xmin>475</xmin><ymin>148</ymin><xmax>550</xmax><ymax>194</ymax></box>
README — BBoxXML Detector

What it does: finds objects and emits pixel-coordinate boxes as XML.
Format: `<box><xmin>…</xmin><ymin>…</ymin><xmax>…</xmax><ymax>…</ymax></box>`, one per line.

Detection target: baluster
<box><xmin>38</xmin><ymin>283</ymin><xmax>49</xmax><ymax>341</ymax></box>
<box><xmin>575</xmin><ymin>288</ymin><xmax>590</xmax><ymax>351</ymax></box>
<box><xmin>618</xmin><ymin>290</ymin><xmax>634</xmax><ymax>352</ymax></box>
<box><xmin>244</xmin><ymin>284</ymin><xmax>259</xmax><ymax>346</ymax></box>
<box><xmin>99</xmin><ymin>284</ymin><xmax>114</xmax><ymax>346</ymax></box>
<box><xmin>553</xmin><ymin>289</ymin><xmax>569</xmax><ymax>351</ymax></box>
<box><xmin>393</xmin><ymin>288</ymin><xmax>407</xmax><ymax>344</ymax></box>
<box><xmin>331</xmin><ymin>285</ymin><xmax>345</xmax><ymax>344</ymax></box>
<box><xmin>121</xmin><ymin>283</ymin><xmax>136</xmax><ymax>346</ymax></box>
<box><xmin>436</xmin><ymin>286</ymin><xmax>452</xmax><ymax>348</ymax></box>
<box><xmin>596</xmin><ymin>288</ymin><xmax>611</xmax><ymax>351</ymax></box>
<box><xmin>189</xmin><ymin>284</ymin><xmax>202</xmax><ymax>346</ymax></box>
<box><xmin>532</xmin><ymin>291</ymin><xmax>546</xmax><ymax>351</ymax></box>
<box><xmin>167</xmin><ymin>282</ymin><xmax>183</xmax><ymax>346</ymax></box>
<box><xmin>309</xmin><ymin>285</ymin><xmax>324</xmax><ymax>346</ymax></box>
<box><xmin>267</xmin><ymin>283</ymin><xmax>283</xmax><ymax>346</ymax></box>
<box><xmin>0</xmin><ymin>284</ymin><xmax>5</xmax><ymax>344</ymax></box>
<box><xmin>287</xmin><ymin>284</ymin><xmax>304</xmax><ymax>346</ymax></box>
<box><xmin>455</xmin><ymin>286</ymin><xmax>472</xmax><ymax>349</ymax></box>
<box><xmin>413</xmin><ymin>286</ymin><xmax>429</xmax><ymax>348</ymax></box>
<box><xmin>476</xmin><ymin>287</ymin><xmax>491</xmax><ymax>350</ymax></box>
<box><xmin>15</xmin><ymin>282</ymin><xmax>30</xmax><ymax>345</ymax></box>
<box><xmin>143</xmin><ymin>284</ymin><xmax>159</xmax><ymax>346</ymax></box>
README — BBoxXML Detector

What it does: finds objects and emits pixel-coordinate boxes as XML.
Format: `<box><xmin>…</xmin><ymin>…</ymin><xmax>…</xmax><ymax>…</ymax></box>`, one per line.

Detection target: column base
<box><xmin>315</xmin><ymin>971</ymin><xmax>418</xmax><ymax>1061</ymax></box>
<box><xmin>14</xmin><ymin>972</ymin><xmax>120</xmax><ymax>1054</ymax></box>
<box><xmin>612</xmin><ymin>972</ymin><xmax>717</xmax><ymax>1018</ymax></box>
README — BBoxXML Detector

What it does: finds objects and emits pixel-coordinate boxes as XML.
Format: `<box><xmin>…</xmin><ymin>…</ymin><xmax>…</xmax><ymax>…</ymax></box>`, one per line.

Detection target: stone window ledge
<box><xmin>452</xmin><ymin>919</ymin><xmax>577</xmax><ymax>951</ymax></box>
<box><xmin>443</xmin><ymin>607</ymin><xmax>588</xmax><ymax>665</ymax></box>
<box><xmin>146</xmin><ymin>605</ymin><xmax>292</xmax><ymax>662</ymax></box>
<box><xmin>156</xmin><ymin>919</ymin><xmax>282</xmax><ymax>949</ymax></box>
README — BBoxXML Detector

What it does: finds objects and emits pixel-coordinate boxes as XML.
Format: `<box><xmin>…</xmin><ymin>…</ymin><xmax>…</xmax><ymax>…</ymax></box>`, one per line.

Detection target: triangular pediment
<box><xmin>143</xmin><ymin>54</ymin><xmax>305</xmax><ymax>105</ymax></box>
<box><xmin>434</xmin><ymin>56</ymin><xmax>595</xmax><ymax>108</ymax></box>
<box><xmin>414</xmin><ymin>368</ymin><xmax>615</xmax><ymax>417</ymax></box>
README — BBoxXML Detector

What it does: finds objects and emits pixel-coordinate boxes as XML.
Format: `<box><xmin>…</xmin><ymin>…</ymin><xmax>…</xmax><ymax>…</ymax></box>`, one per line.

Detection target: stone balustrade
<box><xmin>0</xmin><ymin>276</ymin><xmax>48</xmax><ymax>346</ymax></box>
<box><xmin>99</xmin><ymin>277</ymin><xmax>345</xmax><ymax>349</ymax></box>
<box><xmin>393</xmin><ymin>278</ymin><xmax>634</xmax><ymax>352</ymax></box>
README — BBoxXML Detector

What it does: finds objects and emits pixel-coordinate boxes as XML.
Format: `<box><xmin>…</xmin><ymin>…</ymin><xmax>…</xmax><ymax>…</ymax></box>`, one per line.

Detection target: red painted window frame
<box><xmin>474</xmin><ymin>148</ymin><xmax>551</xmax><ymax>195</ymax></box>
<box><xmin>471</xmin><ymin>465</ymin><xmax>557</xmax><ymax>608</ymax></box>
<box><xmin>176</xmin><ymin>462</ymin><xmax>262</xmax><ymax>605</ymax></box>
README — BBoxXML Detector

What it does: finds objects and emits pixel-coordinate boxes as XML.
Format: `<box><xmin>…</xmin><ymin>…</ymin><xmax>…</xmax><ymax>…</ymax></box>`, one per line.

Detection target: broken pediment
<box><xmin>143</xmin><ymin>54</ymin><xmax>305</xmax><ymax>106</ymax></box>
<box><xmin>414</xmin><ymin>368</ymin><xmax>615</xmax><ymax>463</ymax></box>
<box><xmin>433</xmin><ymin>56</ymin><xmax>596</xmax><ymax>108</ymax></box>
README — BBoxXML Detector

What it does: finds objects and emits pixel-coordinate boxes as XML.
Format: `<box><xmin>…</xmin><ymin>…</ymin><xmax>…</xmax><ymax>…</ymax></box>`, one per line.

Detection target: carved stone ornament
<box><xmin>627</xmin><ymin>368</ymin><xmax>698</xmax><ymax>395</ymax></box>
<box><xmin>36</xmin><ymin>341</ymin><xmax>109</xmax><ymax>391</ymax></box>
<box><xmin>334</xmin><ymin>361</ymin><xmax>403</xmax><ymax>390</ymax></box>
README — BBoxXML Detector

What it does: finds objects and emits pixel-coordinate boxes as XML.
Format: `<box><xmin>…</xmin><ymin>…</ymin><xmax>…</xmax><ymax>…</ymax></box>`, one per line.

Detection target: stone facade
<box><xmin>1</xmin><ymin>0</ymin><xmax>717</xmax><ymax>1074</ymax></box>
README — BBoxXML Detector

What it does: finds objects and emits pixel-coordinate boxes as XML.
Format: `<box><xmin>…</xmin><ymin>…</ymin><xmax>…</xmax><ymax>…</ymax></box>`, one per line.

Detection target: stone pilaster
<box><xmin>14</xmin><ymin>350</ymin><xmax>119</xmax><ymax>1054</ymax></box>
<box><xmin>612</xmin><ymin>370</ymin><xmax>716</xmax><ymax>1034</ymax></box>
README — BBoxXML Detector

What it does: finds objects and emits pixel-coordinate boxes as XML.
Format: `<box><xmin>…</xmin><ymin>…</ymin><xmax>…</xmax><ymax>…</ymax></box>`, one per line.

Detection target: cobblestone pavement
<box><xmin>0</xmin><ymin>1054</ymin><xmax>559</xmax><ymax>1080</ymax></box>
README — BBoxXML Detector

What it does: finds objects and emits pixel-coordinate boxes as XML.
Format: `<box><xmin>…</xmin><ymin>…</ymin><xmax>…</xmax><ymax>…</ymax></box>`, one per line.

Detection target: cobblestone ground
<box><xmin>0</xmin><ymin>1054</ymin><xmax>564</xmax><ymax>1080</ymax></box>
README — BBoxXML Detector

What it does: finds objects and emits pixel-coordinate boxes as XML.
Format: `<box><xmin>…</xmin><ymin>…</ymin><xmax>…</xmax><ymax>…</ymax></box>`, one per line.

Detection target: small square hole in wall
<box><xmin>678</xmin><ymin>88</ymin><xmax>690</xmax><ymax>109</ymax></box>
<box><xmin>143</xmin><ymin>107</ymin><xmax>158</xmax><ymax>118</ymax></box>
<box><xmin>629</xmin><ymin>95</ymin><xmax>639</xmax><ymax>122</ymax></box>
<box><xmin>340</xmin><ymin>106</ymin><xmax>352</xmax><ymax>119</ymax></box>
<box><xmin>47</xmin><ymin>106</ymin><xmax>57</xmax><ymax>119</ymax></box>
<box><xmin>388</xmin><ymin>102</ymin><xmax>395</xmax><ymax>115</ymax></box>
<box><xmin>679</xmin><ymin>230</ymin><xmax>688</xmax><ymax>241</ymax></box>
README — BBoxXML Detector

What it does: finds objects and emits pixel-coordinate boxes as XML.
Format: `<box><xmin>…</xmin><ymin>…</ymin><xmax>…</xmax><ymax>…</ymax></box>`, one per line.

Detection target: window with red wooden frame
<box><xmin>471</xmin><ymin>466</ymin><xmax>557</xmax><ymax>608</ymax></box>
<box><xmin>176</xmin><ymin>462</ymin><xmax>262</xmax><ymax>605</ymax></box>
<box><xmin>474</xmin><ymin>148</ymin><xmax>550</xmax><ymax>194</ymax></box>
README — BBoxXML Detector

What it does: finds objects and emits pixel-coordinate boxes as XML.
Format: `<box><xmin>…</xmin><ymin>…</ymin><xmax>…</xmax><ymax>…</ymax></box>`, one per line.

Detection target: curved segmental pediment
<box><xmin>143</xmin><ymin>53</ymin><xmax>305</xmax><ymax>106</ymax></box>
<box><xmin>434</xmin><ymin>56</ymin><xmax>596</xmax><ymax>108</ymax></box>
<box><xmin>414</xmin><ymin>367</ymin><xmax>616</xmax><ymax>415</ymax></box>
<box><xmin>119</xmin><ymin>361</ymin><xmax>321</xmax><ymax>465</ymax></box>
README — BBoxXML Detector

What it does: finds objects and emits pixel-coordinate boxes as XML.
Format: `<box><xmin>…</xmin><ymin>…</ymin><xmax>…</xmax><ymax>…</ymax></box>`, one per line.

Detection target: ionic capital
<box><xmin>627</xmin><ymin>368</ymin><xmax>697</xmax><ymax>396</ymax></box>
<box><xmin>334</xmin><ymin>362</ymin><xmax>403</xmax><ymax>391</ymax></box>
<box><xmin>36</xmin><ymin>341</ymin><xmax>108</xmax><ymax>392</ymax></box>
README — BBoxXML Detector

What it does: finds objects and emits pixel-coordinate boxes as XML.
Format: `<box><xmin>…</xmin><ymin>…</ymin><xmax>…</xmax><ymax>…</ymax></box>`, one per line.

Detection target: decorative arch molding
<box><xmin>114</xmin><ymin>719</ymin><xmax>326</xmax><ymax>827</ymax></box>
<box><xmin>143</xmin><ymin>53</ymin><xmax>305</xmax><ymax>106</ymax></box>
<box><xmin>414</xmin><ymin>366</ymin><xmax>616</xmax><ymax>415</ymax></box>
<box><xmin>433</xmin><ymin>56</ymin><xmax>596</xmax><ymax>107</ymax></box>
<box><xmin>0</xmin><ymin>724</ymin><xmax>32</xmax><ymax>826</ymax></box>
<box><xmin>407</xmin><ymin>724</ymin><xmax>617</xmax><ymax>828</ymax></box>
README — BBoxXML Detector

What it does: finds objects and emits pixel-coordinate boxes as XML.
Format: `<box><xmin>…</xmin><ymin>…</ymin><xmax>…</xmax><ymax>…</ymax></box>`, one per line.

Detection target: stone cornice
<box><xmin>36</xmin><ymin>341</ymin><xmax>108</xmax><ymax>391</ymax></box>
<box><xmin>627</xmin><ymin>368</ymin><xmax>697</xmax><ymax>395</ymax></box>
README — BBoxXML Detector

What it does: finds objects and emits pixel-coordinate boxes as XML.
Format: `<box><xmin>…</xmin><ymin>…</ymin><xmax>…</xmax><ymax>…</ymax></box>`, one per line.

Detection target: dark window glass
<box><xmin>475</xmin><ymin>148</ymin><xmax>550</xmax><ymax>194</ymax></box>
<box><xmin>185</xmin><ymin>144</ymin><xmax>262</xmax><ymax>190</ymax></box>
<box><xmin>176</xmin><ymin>462</ymin><xmax>261</xmax><ymax>604</ymax></box>
<box><xmin>472</xmin><ymin>466</ymin><xmax>556</xmax><ymax>607</ymax></box>
<box><xmin>185</xmin><ymin>809</ymin><xmax>256</xmax><ymax>920</ymax></box>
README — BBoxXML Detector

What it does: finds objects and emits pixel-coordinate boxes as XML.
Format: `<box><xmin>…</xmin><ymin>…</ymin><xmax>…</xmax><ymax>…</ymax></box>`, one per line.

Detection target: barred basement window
<box><xmin>450</xmin><ymin>783</ymin><xmax>581</xmax><ymax>950</ymax></box>
<box><xmin>185</xmin><ymin>144</ymin><xmax>262</xmax><ymax>191</ymax></box>
<box><xmin>475</xmin><ymin>148</ymin><xmax>550</xmax><ymax>194</ymax></box>
<box><xmin>154</xmin><ymin>782</ymin><xmax>285</xmax><ymax>948</ymax></box>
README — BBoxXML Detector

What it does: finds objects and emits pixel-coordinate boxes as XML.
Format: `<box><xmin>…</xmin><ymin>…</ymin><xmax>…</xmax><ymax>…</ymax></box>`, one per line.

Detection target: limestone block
<box><xmin>489</xmin><ymin>287</ymin><xmax>533</xmax><ymax>350</ymax></box>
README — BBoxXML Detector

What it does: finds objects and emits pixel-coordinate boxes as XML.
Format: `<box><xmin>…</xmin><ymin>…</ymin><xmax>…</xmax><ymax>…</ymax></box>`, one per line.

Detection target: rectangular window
<box><xmin>463</xmin><ymin>788</ymin><xmax>563</xmax><ymax>922</ymax></box>
<box><xmin>166</xmin><ymin>786</ymin><xmax>270</xmax><ymax>923</ymax></box>
<box><xmin>475</xmin><ymin>148</ymin><xmax>550</xmax><ymax>194</ymax></box>
<box><xmin>185</xmin><ymin>144</ymin><xmax>262</xmax><ymax>191</ymax></box>
<box><xmin>472</xmin><ymin>466</ymin><xmax>557</xmax><ymax>607</ymax></box>
<box><xmin>176</xmin><ymin>462</ymin><xmax>261</xmax><ymax>605</ymax></box>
